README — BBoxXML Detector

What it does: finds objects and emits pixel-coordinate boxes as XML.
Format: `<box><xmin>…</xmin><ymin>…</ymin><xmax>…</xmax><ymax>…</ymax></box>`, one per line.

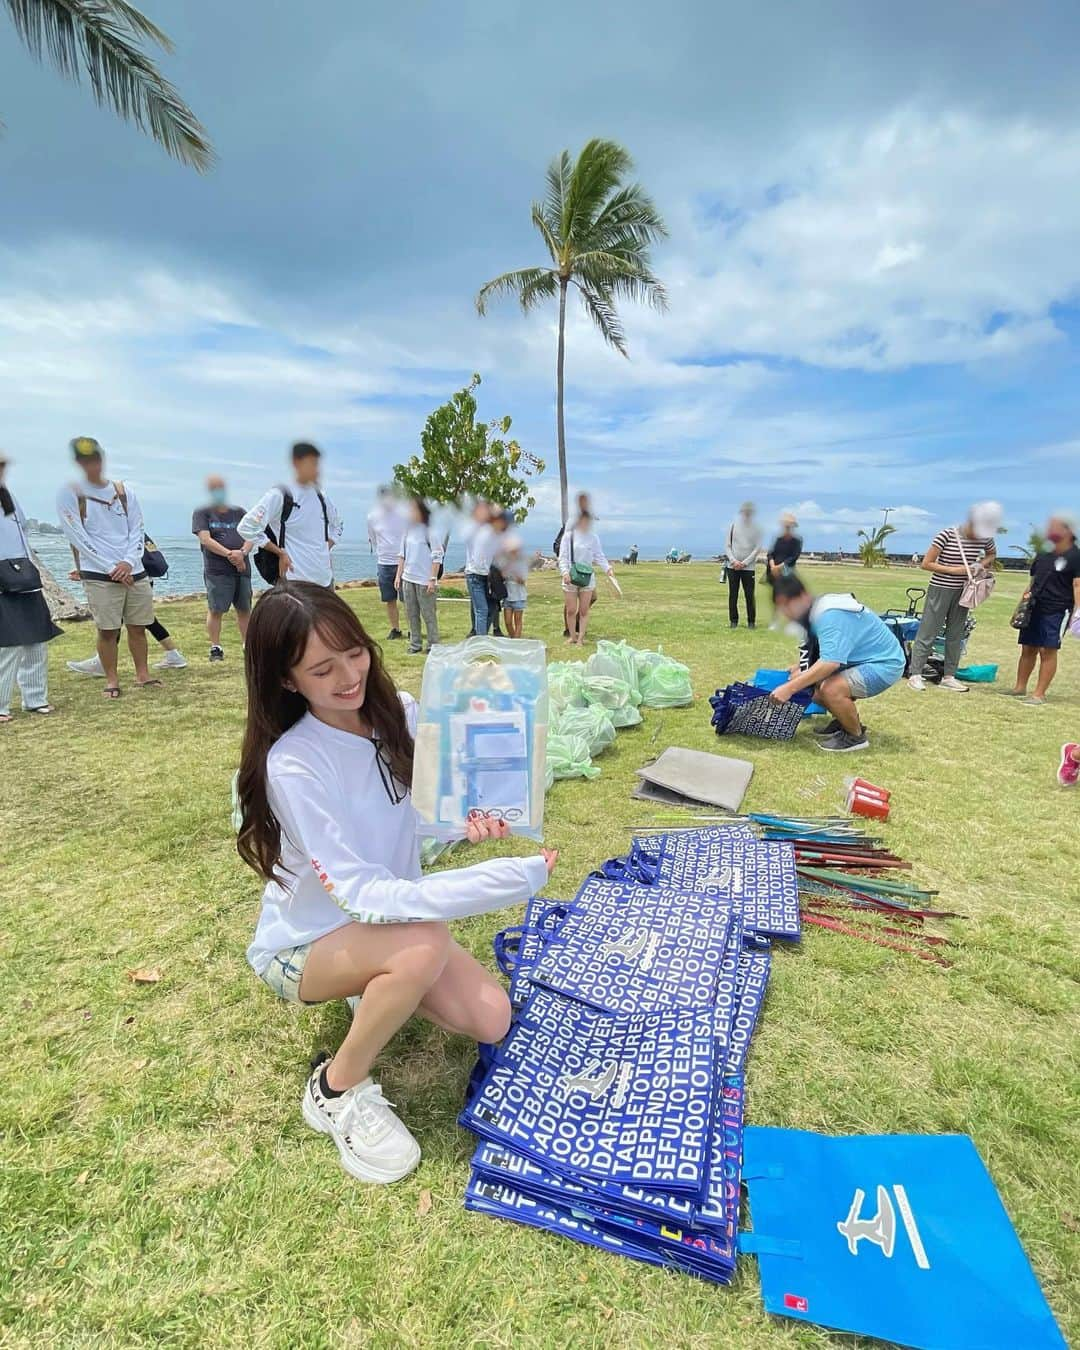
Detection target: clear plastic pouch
<box><xmin>411</xmin><ymin>636</ymin><xmax>549</xmax><ymax>841</ymax></box>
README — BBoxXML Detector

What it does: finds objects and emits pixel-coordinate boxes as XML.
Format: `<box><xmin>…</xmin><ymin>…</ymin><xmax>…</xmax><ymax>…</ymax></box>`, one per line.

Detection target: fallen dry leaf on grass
<box><xmin>127</xmin><ymin>968</ymin><xmax>161</xmax><ymax>985</ymax></box>
<box><xmin>416</xmin><ymin>1189</ymin><xmax>432</xmax><ymax>1217</ymax></box>
<box><xmin>75</xmin><ymin>1170</ymin><xmax>89</xmax><ymax>1185</ymax></box>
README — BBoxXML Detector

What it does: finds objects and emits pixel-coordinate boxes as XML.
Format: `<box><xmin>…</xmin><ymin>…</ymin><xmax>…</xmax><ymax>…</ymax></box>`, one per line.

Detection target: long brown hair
<box><xmin>236</xmin><ymin>581</ymin><xmax>414</xmax><ymax>884</ymax></box>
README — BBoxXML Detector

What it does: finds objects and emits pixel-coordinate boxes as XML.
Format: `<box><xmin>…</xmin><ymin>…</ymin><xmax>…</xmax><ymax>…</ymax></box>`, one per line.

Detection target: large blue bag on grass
<box><xmin>741</xmin><ymin>1128</ymin><xmax>1067</xmax><ymax>1350</ymax></box>
<box><xmin>462</xmin><ymin>988</ymin><xmax>715</xmax><ymax>1192</ymax></box>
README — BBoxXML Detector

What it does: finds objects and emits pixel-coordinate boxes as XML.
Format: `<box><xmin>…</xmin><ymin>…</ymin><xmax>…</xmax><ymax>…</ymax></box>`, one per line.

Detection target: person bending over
<box><xmin>237</xmin><ymin>582</ymin><xmax>556</xmax><ymax>1184</ymax></box>
<box><xmin>767</xmin><ymin>573</ymin><xmax>905</xmax><ymax>753</ymax></box>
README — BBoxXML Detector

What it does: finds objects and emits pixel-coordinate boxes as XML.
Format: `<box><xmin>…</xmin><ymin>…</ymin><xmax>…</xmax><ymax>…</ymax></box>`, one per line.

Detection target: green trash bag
<box><xmin>547</xmin><ymin>661</ymin><xmax>588</xmax><ymax>711</ymax></box>
<box><xmin>546</xmin><ymin>732</ymin><xmax>601</xmax><ymax>780</ymax></box>
<box><xmin>581</xmin><ymin>674</ymin><xmax>643</xmax><ymax>729</ymax></box>
<box><xmin>587</xmin><ymin>640</ymin><xmax>642</xmax><ymax>698</ymax></box>
<box><xmin>553</xmin><ymin>702</ymin><xmax>617</xmax><ymax>757</ymax></box>
<box><xmin>639</xmin><ymin>655</ymin><xmax>693</xmax><ymax>708</ymax></box>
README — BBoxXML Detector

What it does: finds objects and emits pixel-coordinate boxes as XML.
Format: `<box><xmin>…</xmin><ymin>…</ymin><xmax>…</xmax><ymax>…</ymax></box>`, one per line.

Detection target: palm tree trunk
<box><xmin>556</xmin><ymin>277</ymin><xmax>569</xmax><ymax>526</ymax></box>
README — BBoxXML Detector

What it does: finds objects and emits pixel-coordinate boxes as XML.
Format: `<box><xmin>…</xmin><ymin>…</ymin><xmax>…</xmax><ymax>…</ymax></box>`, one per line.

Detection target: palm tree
<box><xmin>3</xmin><ymin>0</ymin><xmax>212</xmax><ymax>170</ymax></box>
<box><xmin>1010</xmin><ymin>524</ymin><xmax>1046</xmax><ymax>565</ymax></box>
<box><xmin>476</xmin><ymin>139</ymin><xmax>667</xmax><ymax>525</ymax></box>
<box><xmin>857</xmin><ymin>523</ymin><xmax>896</xmax><ymax>567</ymax></box>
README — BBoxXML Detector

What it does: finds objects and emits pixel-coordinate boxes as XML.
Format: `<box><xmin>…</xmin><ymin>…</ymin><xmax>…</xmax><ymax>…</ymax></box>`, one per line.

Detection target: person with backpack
<box><xmin>907</xmin><ymin>501</ymin><xmax>1002</xmax><ymax>693</ymax></box>
<box><xmin>239</xmin><ymin>442</ymin><xmax>342</xmax><ymax>588</ymax></box>
<box><xmin>394</xmin><ymin>497</ymin><xmax>443</xmax><ymax>654</ymax></box>
<box><xmin>0</xmin><ymin>453</ymin><xmax>61</xmax><ymax>724</ymax></box>
<box><xmin>56</xmin><ymin>436</ymin><xmax>160</xmax><ymax>698</ymax></box>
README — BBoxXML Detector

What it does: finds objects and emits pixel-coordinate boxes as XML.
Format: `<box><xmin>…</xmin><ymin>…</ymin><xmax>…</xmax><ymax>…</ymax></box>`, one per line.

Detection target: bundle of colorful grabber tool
<box><xmin>460</xmin><ymin>825</ymin><xmax>797</xmax><ymax>1282</ymax></box>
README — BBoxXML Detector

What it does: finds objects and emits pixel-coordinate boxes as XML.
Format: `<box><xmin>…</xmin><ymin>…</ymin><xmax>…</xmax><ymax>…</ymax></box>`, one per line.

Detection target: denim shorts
<box><xmin>259</xmin><ymin>942</ymin><xmax>315</xmax><ymax>1003</ymax></box>
<box><xmin>504</xmin><ymin>580</ymin><xmax>527</xmax><ymax>610</ymax></box>
<box><xmin>377</xmin><ymin>563</ymin><xmax>401</xmax><ymax>604</ymax></box>
<box><xmin>844</xmin><ymin>656</ymin><xmax>905</xmax><ymax>700</ymax></box>
<box><xmin>1017</xmin><ymin>606</ymin><xmax>1068</xmax><ymax>651</ymax></box>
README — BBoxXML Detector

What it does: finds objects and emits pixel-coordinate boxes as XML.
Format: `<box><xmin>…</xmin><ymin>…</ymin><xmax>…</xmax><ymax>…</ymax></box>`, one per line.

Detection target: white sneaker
<box><xmin>907</xmin><ymin>674</ymin><xmax>926</xmax><ymax>691</ymax></box>
<box><xmin>67</xmin><ymin>655</ymin><xmax>105</xmax><ymax>678</ymax></box>
<box><xmin>301</xmin><ymin>1066</ymin><xmax>420</xmax><ymax>1184</ymax></box>
<box><xmin>155</xmin><ymin>649</ymin><xmax>188</xmax><ymax>670</ymax></box>
<box><xmin>939</xmin><ymin>676</ymin><xmax>968</xmax><ymax>692</ymax></box>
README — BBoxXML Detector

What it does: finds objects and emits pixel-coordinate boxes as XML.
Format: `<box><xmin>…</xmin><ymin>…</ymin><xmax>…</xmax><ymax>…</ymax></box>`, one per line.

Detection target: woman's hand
<box><xmin>769</xmin><ymin>681</ymin><xmax>795</xmax><ymax>705</ymax></box>
<box><xmin>426</xmin><ymin>579</ymin><xmax>436</xmax><ymax>595</ymax></box>
<box><xmin>541</xmin><ymin>847</ymin><xmax>559</xmax><ymax>877</ymax></box>
<box><xmin>465</xmin><ymin>813</ymin><xmax>510</xmax><ymax>844</ymax></box>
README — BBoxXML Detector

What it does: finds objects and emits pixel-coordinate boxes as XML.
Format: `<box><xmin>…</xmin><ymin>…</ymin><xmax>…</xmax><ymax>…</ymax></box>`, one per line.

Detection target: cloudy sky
<box><xmin>1</xmin><ymin>0</ymin><xmax>1079</xmax><ymax>552</ymax></box>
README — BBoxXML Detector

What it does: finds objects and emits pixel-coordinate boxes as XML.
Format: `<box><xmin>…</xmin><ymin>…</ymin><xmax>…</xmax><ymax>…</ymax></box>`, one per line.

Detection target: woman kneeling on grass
<box><xmin>237</xmin><ymin>581</ymin><xmax>557</xmax><ymax>1184</ymax></box>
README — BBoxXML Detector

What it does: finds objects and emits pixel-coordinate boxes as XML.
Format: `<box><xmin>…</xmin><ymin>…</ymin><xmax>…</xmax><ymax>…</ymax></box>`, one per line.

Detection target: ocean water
<box><xmin>28</xmin><ymin>533</ymin><xmax>471</xmax><ymax>599</ymax></box>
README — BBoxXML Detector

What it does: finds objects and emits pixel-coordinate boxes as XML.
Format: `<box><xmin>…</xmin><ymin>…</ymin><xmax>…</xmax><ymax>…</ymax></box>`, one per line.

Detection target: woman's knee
<box><xmin>392</xmin><ymin>922</ymin><xmax>452</xmax><ymax>986</ymax></box>
<box><xmin>472</xmin><ymin>984</ymin><xmax>513</xmax><ymax>1043</ymax></box>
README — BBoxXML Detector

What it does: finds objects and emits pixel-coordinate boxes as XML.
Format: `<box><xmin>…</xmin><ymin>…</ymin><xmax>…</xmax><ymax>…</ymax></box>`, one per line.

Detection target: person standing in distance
<box><xmin>724</xmin><ymin>501</ymin><xmax>762</xmax><ymax>629</ymax></box>
<box><xmin>57</xmin><ymin>437</ymin><xmax>160</xmax><ymax>699</ymax></box>
<box><xmin>0</xmin><ymin>452</ymin><xmax>61</xmax><ymax>724</ymax></box>
<box><xmin>193</xmin><ymin>475</ymin><xmax>254</xmax><ymax>662</ymax></box>
<box><xmin>239</xmin><ymin>442</ymin><xmax>343</xmax><ymax>587</ymax></box>
<box><xmin>367</xmin><ymin>486</ymin><xmax>407</xmax><ymax>640</ymax></box>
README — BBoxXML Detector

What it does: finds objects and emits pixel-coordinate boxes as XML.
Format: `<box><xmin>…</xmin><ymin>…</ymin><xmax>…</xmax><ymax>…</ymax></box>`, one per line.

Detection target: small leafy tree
<box><xmin>1010</xmin><ymin>524</ymin><xmax>1046</xmax><ymax>565</ymax></box>
<box><xmin>393</xmin><ymin>374</ymin><xmax>544</xmax><ymax>522</ymax></box>
<box><xmin>857</xmin><ymin>523</ymin><xmax>896</xmax><ymax>567</ymax></box>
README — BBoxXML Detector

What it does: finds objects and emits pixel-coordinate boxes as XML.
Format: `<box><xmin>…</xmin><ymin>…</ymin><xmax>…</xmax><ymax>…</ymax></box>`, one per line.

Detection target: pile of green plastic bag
<box><xmin>544</xmin><ymin>641</ymin><xmax>693</xmax><ymax>785</ymax></box>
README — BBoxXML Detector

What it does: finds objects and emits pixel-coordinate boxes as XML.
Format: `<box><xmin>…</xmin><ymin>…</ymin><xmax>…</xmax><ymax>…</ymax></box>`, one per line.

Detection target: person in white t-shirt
<box><xmin>394</xmin><ymin>497</ymin><xmax>443</xmax><ymax>654</ymax></box>
<box><xmin>237</xmin><ymin>581</ymin><xmax>557</xmax><ymax>1184</ymax></box>
<box><xmin>462</xmin><ymin>500</ymin><xmax>497</xmax><ymax>637</ymax></box>
<box><xmin>239</xmin><ymin>442</ymin><xmax>343</xmax><ymax>588</ymax></box>
<box><xmin>366</xmin><ymin>486</ymin><xmax>407</xmax><ymax>640</ymax></box>
<box><xmin>558</xmin><ymin>508</ymin><xmax>613</xmax><ymax>646</ymax></box>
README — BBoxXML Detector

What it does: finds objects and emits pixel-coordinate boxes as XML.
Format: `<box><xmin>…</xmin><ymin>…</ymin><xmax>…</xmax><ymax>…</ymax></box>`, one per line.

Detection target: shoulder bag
<box><xmin>568</xmin><ymin>534</ymin><xmax>594</xmax><ymax>589</ymax></box>
<box><xmin>955</xmin><ymin>529</ymin><xmax>995</xmax><ymax>609</ymax></box>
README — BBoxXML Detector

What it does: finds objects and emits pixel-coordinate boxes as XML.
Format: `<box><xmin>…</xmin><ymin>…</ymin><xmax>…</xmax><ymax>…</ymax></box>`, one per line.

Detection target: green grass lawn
<box><xmin>2</xmin><ymin>562</ymin><xmax>1078</xmax><ymax>1348</ymax></box>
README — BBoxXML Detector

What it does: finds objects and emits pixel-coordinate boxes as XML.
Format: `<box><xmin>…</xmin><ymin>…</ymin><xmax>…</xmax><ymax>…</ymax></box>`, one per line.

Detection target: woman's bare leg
<box><xmin>298</xmin><ymin>921</ymin><xmax>452</xmax><ymax>1091</ymax></box>
<box><xmin>564</xmin><ymin>589</ymin><xmax>581</xmax><ymax>642</ymax></box>
<box><xmin>1011</xmin><ymin>645</ymin><xmax>1037</xmax><ymax>694</ymax></box>
<box><xmin>575</xmin><ymin>588</ymin><xmax>594</xmax><ymax>644</ymax></box>
<box><xmin>1033</xmin><ymin>647</ymin><xmax>1058</xmax><ymax>698</ymax></box>
<box><xmin>416</xmin><ymin>941</ymin><xmax>512</xmax><ymax>1043</ymax></box>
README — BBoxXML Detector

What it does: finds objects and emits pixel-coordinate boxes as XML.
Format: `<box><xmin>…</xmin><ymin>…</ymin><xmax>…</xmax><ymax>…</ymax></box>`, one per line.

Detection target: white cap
<box><xmin>970</xmin><ymin>500</ymin><xmax>1003</xmax><ymax>536</ymax></box>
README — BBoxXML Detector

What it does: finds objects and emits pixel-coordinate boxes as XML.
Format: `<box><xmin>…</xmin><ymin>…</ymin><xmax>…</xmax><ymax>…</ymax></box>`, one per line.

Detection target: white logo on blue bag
<box><xmin>838</xmin><ymin>1184</ymin><xmax>930</xmax><ymax>1270</ymax></box>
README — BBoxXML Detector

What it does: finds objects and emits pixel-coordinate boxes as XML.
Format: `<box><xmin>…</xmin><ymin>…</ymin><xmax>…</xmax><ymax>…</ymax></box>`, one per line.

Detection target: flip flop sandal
<box><xmin>136</xmin><ymin>679</ymin><xmax>164</xmax><ymax>689</ymax></box>
<box><xmin>0</xmin><ymin>713</ymin><xmax>13</xmax><ymax>724</ymax></box>
<box><xmin>103</xmin><ymin>686</ymin><xmax>122</xmax><ymax>699</ymax></box>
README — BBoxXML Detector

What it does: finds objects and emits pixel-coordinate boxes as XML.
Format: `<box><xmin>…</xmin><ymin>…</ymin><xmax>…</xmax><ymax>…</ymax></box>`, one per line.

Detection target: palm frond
<box><xmin>573</xmin><ymin>281</ymin><xmax>627</xmax><ymax>356</ymax></box>
<box><xmin>475</xmin><ymin>267</ymin><xmax>557</xmax><ymax>315</ymax></box>
<box><xmin>564</xmin><ymin>138</ymin><xmax>635</xmax><ymax>246</ymax></box>
<box><xmin>586</xmin><ymin>184</ymin><xmax>669</xmax><ymax>251</ymax></box>
<box><xmin>573</xmin><ymin>249</ymin><xmax>669</xmax><ymax>311</ymax></box>
<box><xmin>530</xmin><ymin>202</ymin><xmax>561</xmax><ymax>266</ymax></box>
<box><xmin>542</xmin><ymin>149</ymin><xmax>573</xmax><ymax>240</ymax></box>
<box><xmin>4</xmin><ymin>0</ymin><xmax>213</xmax><ymax>171</ymax></box>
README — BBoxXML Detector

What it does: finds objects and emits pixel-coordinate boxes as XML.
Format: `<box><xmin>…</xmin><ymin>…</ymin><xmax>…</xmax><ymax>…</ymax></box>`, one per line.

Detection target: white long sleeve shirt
<box><xmin>239</xmin><ymin>483</ymin><xmax>343</xmax><ymax>587</ymax></box>
<box><xmin>367</xmin><ymin>503</ymin><xmax>406</xmax><ymax>566</ymax></box>
<box><xmin>463</xmin><ymin>521</ymin><xmax>498</xmax><ymax>576</ymax></box>
<box><xmin>558</xmin><ymin>528</ymin><xmax>611</xmax><ymax>584</ymax></box>
<box><xmin>246</xmin><ymin>695</ymin><xmax>548</xmax><ymax>973</ymax></box>
<box><xmin>398</xmin><ymin>524</ymin><xmax>445</xmax><ymax>586</ymax></box>
<box><xmin>56</xmin><ymin>479</ymin><xmax>146</xmax><ymax>579</ymax></box>
<box><xmin>0</xmin><ymin>494</ymin><xmax>31</xmax><ymax>561</ymax></box>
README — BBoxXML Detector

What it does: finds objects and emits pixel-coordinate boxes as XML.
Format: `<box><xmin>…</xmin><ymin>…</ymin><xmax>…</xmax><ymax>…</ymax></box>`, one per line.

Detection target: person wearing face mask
<box><xmin>767</xmin><ymin>573</ymin><xmax>906</xmax><ymax>753</ymax></box>
<box><xmin>1006</xmin><ymin>511</ymin><xmax>1080</xmax><ymax>706</ymax></box>
<box><xmin>193</xmin><ymin>476</ymin><xmax>255</xmax><ymax>662</ymax></box>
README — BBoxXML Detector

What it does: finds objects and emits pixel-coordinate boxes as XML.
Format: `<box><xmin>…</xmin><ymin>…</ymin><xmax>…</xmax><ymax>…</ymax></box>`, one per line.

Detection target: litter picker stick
<box><xmin>606</xmin><ymin>573</ymin><xmax>624</xmax><ymax>596</ymax></box>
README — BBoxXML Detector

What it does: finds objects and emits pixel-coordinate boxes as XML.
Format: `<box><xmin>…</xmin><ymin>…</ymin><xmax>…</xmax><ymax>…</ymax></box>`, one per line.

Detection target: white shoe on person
<box><xmin>67</xmin><ymin>655</ymin><xmax>105</xmax><ymax>677</ymax></box>
<box><xmin>156</xmin><ymin>649</ymin><xmax>188</xmax><ymax>670</ymax></box>
<box><xmin>907</xmin><ymin>675</ymin><xmax>926</xmax><ymax>691</ymax></box>
<box><xmin>301</xmin><ymin>1065</ymin><xmax>420</xmax><ymax>1184</ymax></box>
<box><xmin>939</xmin><ymin>676</ymin><xmax>968</xmax><ymax>692</ymax></box>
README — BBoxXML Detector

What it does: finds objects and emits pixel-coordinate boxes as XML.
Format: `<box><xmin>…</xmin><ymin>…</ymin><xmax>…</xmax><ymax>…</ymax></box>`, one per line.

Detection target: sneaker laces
<box><xmin>335</xmin><ymin>1079</ymin><xmax>396</xmax><ymax>1142</ymax></box>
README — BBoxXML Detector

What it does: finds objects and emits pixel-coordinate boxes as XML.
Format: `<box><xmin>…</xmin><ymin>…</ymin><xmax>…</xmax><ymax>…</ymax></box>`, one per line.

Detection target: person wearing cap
<box><xmin>724</xmin><ymin>501</ymin><xmax>762</xmax><ymax>629</ymax></box>
<box><xmin>239</xmin><ymin>442</ymin><xmax>343</xmax><ymax>588</ymax></box>
<box><xmin>1006</xmin><ymin>510</ymin><xmax>1080</xmax><ymax>705</ymax></box>
<box><xmin>366</xmin><ymin>486</ymin><xmax>407</xmax><ymax>639</ymax></box>
<box><xmin>766</xmin><ymin>512</ymin><xmax>803</xmax><ymax>629</ymax></box>
<box><xmin>907</xmin><ymin>501</ymin><xmax>1001</xmax><ymax>693</ymax></box>
<box><xmin>56</xmin><ymin>437</ymin><xmax>159</xmax><ymax>698</ymax></box>
<box><xmin>0</xmin><ymin>454</ymin><xmax>61</xmax><ymax>723</ymax></box>
<box><xmin>192</xmin><ymin>475</ymin><xmax>254</xmax><ymax>662</ymax></box>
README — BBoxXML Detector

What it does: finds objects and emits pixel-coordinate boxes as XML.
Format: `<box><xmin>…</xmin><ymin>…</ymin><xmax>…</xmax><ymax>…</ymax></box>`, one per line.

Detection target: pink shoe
<box><xmin>1058</xmin><ymin>743</ymin><xmax>1079</xmax><ymax>788</ymax></box>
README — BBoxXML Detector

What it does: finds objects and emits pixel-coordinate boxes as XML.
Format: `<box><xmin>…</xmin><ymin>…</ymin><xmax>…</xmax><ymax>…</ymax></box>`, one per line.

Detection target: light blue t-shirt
<box><xmin>813</xmin><ymin>606</ymin><xmax>904</xmax><ymax>669</ymax></box>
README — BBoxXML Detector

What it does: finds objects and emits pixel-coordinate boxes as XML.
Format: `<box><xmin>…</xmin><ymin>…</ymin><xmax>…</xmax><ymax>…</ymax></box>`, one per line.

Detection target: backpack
<box><xmin>253</xmin><ymin>485</ymin><xmax>329</xmax><ymax>585</ymax></box>
<box><xmin>77</xmin><ymin>481</ymin><xmax>168</xmax><ymax>578</ymax></box>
